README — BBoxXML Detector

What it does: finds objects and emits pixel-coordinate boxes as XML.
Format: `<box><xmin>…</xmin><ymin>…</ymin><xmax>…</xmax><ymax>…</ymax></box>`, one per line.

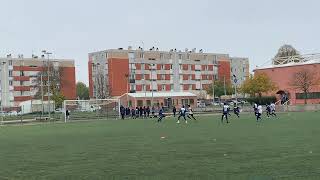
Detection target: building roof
<box><xmin>122</xmin><ymin>92</ymin><xmax>197</xmax><ymax>98</ymax></box>
<box><xmin>255</xmin><ymin>53</ymin><xmax>320</xmax><ymax>71</ymax></box>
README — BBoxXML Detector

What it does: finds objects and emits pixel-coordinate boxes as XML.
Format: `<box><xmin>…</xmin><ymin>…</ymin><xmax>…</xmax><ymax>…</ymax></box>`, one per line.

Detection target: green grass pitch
<box><xmin>0</xmin><ymin>112</ymin><xmax>320</xmax><ymax>180</ymax></box>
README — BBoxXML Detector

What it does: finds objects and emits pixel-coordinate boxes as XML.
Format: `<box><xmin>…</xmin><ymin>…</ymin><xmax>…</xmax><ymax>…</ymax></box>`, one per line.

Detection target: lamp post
<box><xmin>142</xmin><ymin>78</ymin><xmax>147</xmax><ymax>106</ymax></box>
<box><xmin>125</xmin><ymin>74</ymin><xmax>129</xmax><ymax>107</ymax></box>
<box><xmin>1</xmin><ymin>61</ymin><xmax>6</xmax><ymax>123</ymax></box>
<box><xmin>42</xmin><ymin>50</ymin><xmax>52</xmax><ymax>119</ymax></box>
<box><xmin>92</xmin><ymin>62</ymin><xmax>100</xmax><ymax>113</ymax></box>
<box><xmin>150</xmin><ymin>64</ymin><xmax>154</xmax><ymax>107</ymax></box>
<box><xmin>233</xmin><ymin>74</ymin><xmax>238</xmax><ymax>104</ymax></box>
<box><xmin>40</xmin><ymin>56</ymin><xmax>45</xmax><ymax>118</ymax></box>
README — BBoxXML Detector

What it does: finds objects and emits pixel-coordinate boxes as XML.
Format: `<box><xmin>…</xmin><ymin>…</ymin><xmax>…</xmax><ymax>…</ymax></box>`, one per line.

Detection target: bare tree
<box><xmin>33</xmin><ymin>63</ymin><xmax>66</xmax><ymax>107</ymax></box>
<box><xmin>95</xmin><ymin>71</ymin><xmax>111</xmax><ymax>99</ymax></box>
<box><xmin>290</xmin><ymin>69</ymin><xmax>320</xmax><ymax>104</ymax></box>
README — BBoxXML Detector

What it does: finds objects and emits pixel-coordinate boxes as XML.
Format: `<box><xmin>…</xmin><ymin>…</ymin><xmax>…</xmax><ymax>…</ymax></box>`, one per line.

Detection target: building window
<box><xmin>189</xmin><ymin>99</ymin><xmax>195</xmax><ymax>105</ymax></box>
<box><xmin>9</xmin><ymin>60</ymin><xmax>12</xmax><ymax>66</ymax></box>
<box><xmin>141</xmin><ymin>74</ymin><xmax>145</xmax><ymax>80</ymax></box>
<box><xmin>179</xmin><ymin>65</ymin><xmax>182</xmax><ymax>70</ymax></box>
<box><xmin>20</xmin><ymin>81</ymin><xmax>23</xmax><ymax>86</ymax></box>
<box><xmin>20</xmin><ymin>91</ymin><xmax>23</xmax><ymax>96</ymax></box>
<box><xmin>139</xmin><ymin>52</ymin><xmax>144</xmax><ymax>58</ymax></box>
<box><xmin>178</xmin><ymin>54</ymin><xmax>182</xmax><ymax>60</ymax></box>
<box><xmin>130</xmin><ymin>84</ymin><xmax>135</xmax><ymax>91</ymax></box>
<box><xmin>9</xmin><ymin>70</ymin><xmax>13</xmax><ymax>77</ymax></box>
<box><xmin>189</xmin><ymin>74</ymin><xmax>192</xmax><ymax>80</ymax></box>
<box><xmin>243</xmin><ymin>67</ymin><xmax>245</xmax><ymax>72</ymax></box>
<box><xmin>170</xmin><ymin>84</ymin><xmax>174</xmax><ymax>90</ymax></box>
<box><xmin>170</xmin><ymin>64</ymin><xmax>173</xmax><ymax>69</ymax></box>
<box><xmin>142</xmin><ymin>84</ymin><xmax>146</xmax><ymax>91</ymax></box>
<box><xmin>161</xmin><ymin>64</ymin><xmax>164</xmax><ymax>70</ymax></box>
<box><xmin>9</xmin><ymin>80</ymin><xmax>13</xmax><ymax>86</ymax></box>
<box><xmin>161</xmin><ymin>74</ymin><xmax>166</xmax><ymax>80</ymax></box>
<box><xmin>161</xmin><ymin>85</ymin><xmax>165</xmax><ymax>91</ymax></box>
<box><xmin>160</xmin><ymin>53</ymin><xmax>164</xmax><ymax>60</ymax></box>
<box><xmin>296</xmin><ymin>92</ymin><xmax>320</xmax><ymax>99</ymax></box>
<box><xmin>20</xmin><ymin>71</ymin><xmax>25</xmax><ymax>76</ymax></box>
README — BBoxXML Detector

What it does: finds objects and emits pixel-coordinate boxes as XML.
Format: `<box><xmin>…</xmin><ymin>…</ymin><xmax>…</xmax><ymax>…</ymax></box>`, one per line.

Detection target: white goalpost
<box><xmin>63</xmin><ymin>98</ymin><xmax>121</xmax><ymax>122</ymax></box>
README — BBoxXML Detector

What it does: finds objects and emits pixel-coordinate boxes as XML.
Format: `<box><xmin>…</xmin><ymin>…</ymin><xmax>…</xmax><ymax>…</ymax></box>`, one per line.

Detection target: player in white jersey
<box><xmin>253</xmin><ymin>103</ymin><xmax>258</xmax><ymax>116</ymax></box>
<box><xmin>177</xmin><ymin>105</ymin><xmax>187</xmax><ymax>124</ymax></box>
<box><xmin>270</xmin><ymin>102</ymin><xmax>277</xmax><ymax>117</ymax></box>
<box><xmin>221</xmin><ymin>103</ymin><xmax>229</xmax><ymax>123</ymax></box>
<box><xmin>256</xmin><ymin>104</ymin><xmax>263</xmax><ymax>121</ymax></box>
<box><xmin>187</xmin><ymin>105</ymin><xmax>197</xmax><ymax>121</ymax></box>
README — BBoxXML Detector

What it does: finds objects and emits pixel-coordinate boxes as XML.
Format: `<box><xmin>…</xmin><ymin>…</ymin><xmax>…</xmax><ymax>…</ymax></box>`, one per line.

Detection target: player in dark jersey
<box><xmin>157</xmin><ymin>107</ymin><xmax>165</xmax><ymax>122</ymax></box>
<box><xmin>233</xmin><ymin>105</ymin><xmax>240</xmax><ymax>118</ymax></box>
<box><xmin>266</xmin><ymin>104</ymin><xmax>271</xmax><ymax>118</ymax></box>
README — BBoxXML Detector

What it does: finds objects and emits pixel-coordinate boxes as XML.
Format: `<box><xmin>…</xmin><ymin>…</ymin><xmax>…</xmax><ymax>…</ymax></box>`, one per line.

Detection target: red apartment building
<box><xmin>88</xmin><ymin>47</ymin><xmax>234</xmax><ymax>100</ymax></box>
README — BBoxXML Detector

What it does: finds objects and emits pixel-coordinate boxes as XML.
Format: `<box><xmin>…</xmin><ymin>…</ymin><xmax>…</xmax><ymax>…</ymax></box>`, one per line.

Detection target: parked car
<box><xmin>8</xmin><ymin>111</ymin><xmax>18</xmax><ymax>116</ymax></box>
<box><xmin>197</xmin><ymin>101</ymin><xmax>206</xmax><ymax>108</ymax></box>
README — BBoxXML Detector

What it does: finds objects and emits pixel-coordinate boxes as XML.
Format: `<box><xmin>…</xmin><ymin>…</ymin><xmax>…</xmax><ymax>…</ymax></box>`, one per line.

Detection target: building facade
<box><xmin>88</xmin><ymin>47</ymin><xmax>236</xmax><ymax>99</ymax></box>
<box><xmin>0</xmin><ymin>55</ymin><xmax>76</xmax><ymax>110</ymax></box>
<box><xmin>119</xmin><ymin>92</ymin><xmax>197</xmax><ymax>108</ymax></box>
<box><xmin>230</xmin><ymin>57</ymin><xmax>250</xmax><ymax>87</ymax></box>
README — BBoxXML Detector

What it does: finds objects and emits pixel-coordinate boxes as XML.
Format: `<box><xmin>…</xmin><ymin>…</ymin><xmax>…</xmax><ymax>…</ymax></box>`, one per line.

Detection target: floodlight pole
<box><xmin>42</xmin><ymin>50</ymin><xmax>52</xmax><ymax>120</ymax></box>
<box><xmin>40</xmin><ymin>58</ymin><xmax>44</xmax><ymax>118</ymax></box>
<box><xmin>93</xmin><ymin>62</ymin><xmax>100</xmax><ymax>114</ymax></box>
<box><xmin>150</xmin><ymin>64</ymin><xmax>154</xmax><ymax>107</ymax></box>
<box><xmin>1</xmin><ymin>61</ymin><xmax>6</xmax><ymax>124</ymax></box>
<box><xmin>125</xmin><ymin>74</ymin><xmax>129</xmax><ymax>107</ymax></box>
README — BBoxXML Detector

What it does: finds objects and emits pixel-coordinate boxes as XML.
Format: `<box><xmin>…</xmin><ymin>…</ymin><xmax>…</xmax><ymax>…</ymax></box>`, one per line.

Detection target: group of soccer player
<box><xmin>121</xmin><ymin>100</ymin><xmax>277</xmax><ymax>124</ymax></box>
<box><xmin>221</xmin><ymin>103</ymin><xmax>240</xmax><ymax>123</ymax></box>
<box><xmin>253</xmin><ymin>102</ymin><xmax>277</xmax><ymax>122</ymax></box>
<box><xmin>221</xmin><ymin>101</ymin><xmax>277</xmax><ymax>123</ymax></box>
<box><xmin>157</xmin><ymin>105</ymin><xmax>197</xmax><ymax>123</ymax></box>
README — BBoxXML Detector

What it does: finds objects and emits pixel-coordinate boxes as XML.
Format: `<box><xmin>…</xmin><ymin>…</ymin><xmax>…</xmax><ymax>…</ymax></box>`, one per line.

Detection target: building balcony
<box><xmin>13</xmin><ymin>76</ymin><xmax>30</xmax><ymax>81</ymax></box>
<box><xmin>14</xmin><ymin>86</ymin><xmax>31</xmax><ymax>91</ymax></box>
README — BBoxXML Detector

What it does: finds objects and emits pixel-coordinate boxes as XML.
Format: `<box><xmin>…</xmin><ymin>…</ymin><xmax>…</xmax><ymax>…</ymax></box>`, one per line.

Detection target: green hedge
<box><xmin>246</xmin><ymin>96</ymin><xmax>277</xmax><ymax>105</ymax></box>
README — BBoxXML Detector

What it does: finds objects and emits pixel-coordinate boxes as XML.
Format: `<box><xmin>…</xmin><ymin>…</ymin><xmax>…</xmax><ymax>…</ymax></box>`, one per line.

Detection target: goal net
<box><xmin>63</xmin><ymin>99</ymin><xmax>121</xmax><ymax>122</ymax></box>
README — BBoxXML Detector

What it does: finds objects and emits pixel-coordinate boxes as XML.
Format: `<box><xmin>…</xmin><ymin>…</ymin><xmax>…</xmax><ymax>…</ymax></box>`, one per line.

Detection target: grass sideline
<box><xmin>0</xmin><ymin>112</ymin><xmax>319</xmax><ymax>180</ymax></box>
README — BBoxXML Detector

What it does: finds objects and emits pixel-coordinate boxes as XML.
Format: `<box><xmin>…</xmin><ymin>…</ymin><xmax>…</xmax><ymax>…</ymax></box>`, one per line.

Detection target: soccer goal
<box><xmin>63</xmin><ymin>99</ymin><xmax>121</xmax><ymax>122</ymax></box>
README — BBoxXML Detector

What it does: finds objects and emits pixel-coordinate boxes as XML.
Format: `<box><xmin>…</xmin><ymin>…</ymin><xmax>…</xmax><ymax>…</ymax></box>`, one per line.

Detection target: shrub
<box><xmin>246</xmin><ymin>96</ymin><xmax>277</xmax><ymax>105</ymax></box>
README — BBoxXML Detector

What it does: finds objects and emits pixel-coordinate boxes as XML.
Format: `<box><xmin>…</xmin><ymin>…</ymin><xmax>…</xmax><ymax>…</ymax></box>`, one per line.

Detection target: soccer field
<box><xmin>0</xmin><ymin>112</ymin><xmax>319</xmax><ymax>180</ymax></box>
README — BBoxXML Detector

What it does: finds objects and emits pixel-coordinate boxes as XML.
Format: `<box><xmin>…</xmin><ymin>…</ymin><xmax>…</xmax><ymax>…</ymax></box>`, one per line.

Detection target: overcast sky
<box><xmin>1</xmin><ymin>0</ymin><xmax>319</xmax><ymax>85</ymax></box>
